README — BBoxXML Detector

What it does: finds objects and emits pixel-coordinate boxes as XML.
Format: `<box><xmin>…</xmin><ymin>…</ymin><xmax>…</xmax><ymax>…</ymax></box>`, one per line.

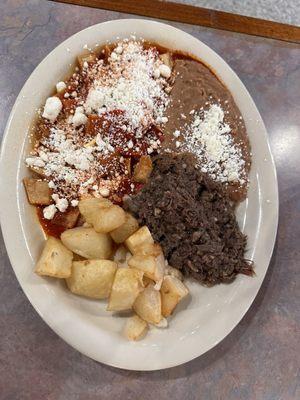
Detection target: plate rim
<box><xmin>0</xmin><ymin>19</ymin><xmax>279</xmax><ymax>371</ymax></box>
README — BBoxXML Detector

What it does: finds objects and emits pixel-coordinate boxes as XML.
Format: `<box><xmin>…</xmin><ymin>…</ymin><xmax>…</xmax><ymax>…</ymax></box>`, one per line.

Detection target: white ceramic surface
<box><xmin>0</xmin><ymin>20</ymin><xmax>278</xmax><ymax>371</ymax></box>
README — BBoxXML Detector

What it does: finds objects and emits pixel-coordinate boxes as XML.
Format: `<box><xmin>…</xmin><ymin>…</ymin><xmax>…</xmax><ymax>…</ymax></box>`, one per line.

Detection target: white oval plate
<box><xmin>0</xmin><ymin>20</ymin><xmax>278</xmax><ymax>371</ymax></box>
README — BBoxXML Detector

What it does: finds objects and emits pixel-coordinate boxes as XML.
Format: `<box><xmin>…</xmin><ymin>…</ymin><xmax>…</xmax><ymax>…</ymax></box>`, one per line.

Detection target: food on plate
<box><xmin>123</xmin><ymin>314</ymin><xmax>148</xmax><ymax>341</ymax></box>
<box><xmin>128</xmin><ymin>251</ymin><xmax>165</xmax><ymax>283</ymax></box>
<box><xmin>79</xmin><ymin>197</ymin><xmax>126</xmax><ymax>232</ymax></box>
<box><xmin>160</xmin><ymin>275</ymin><xmax>189</xmax><ymax>317</ymax></box>
<box><xmin>66</xmin><ymin>259</ymin><xmax>117</xmax><ymax>299</ymax></box>
<box><xmin>125</xmin><ymin>153</ymin><xmax>253</xmax><ymax>285</ymax></box>
<box><xmin>107</xmin><ymin>268</ymin><xmax>144</xmax><ymax>311</ymax></box>
<box><xmin>161</xmin><ymin>58</ymin><xmax>251</xmax><ymax>202</ymax></box>
<box><xmin>125</xmin><ymin>226</ymin><xmax>154</xmax><ymax>254</ymax></box>
<box><xmin>61</xmin><ymin>227</ymin><xmax>113</xmax><ymax>259</ymax></box>
<box><xmin>23</xmin><ymin>177</ymin><xmax>52</xmax><ymax>205</ymax></box>
<box><xmin>133</xmin><ymin>284</ymin><xmax>162</xmax><ymax>324</ymax></box>
<box><xmin>24</xmin><ymin>37</ymin><xmax>253</xmax><ymax>341</ymax></box>
<box><xmin>35</xmin><ymin>236</ymin><xmax>73</xmax><ymax>278</ymax></box>
<box><xmin>110</xmin><ymin>212</ymin><xmax>139</xmax><ymax>243</ymax></box>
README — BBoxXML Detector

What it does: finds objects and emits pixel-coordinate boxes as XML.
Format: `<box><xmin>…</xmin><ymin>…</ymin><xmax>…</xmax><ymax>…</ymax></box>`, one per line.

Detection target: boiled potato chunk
<box><xmin>35</xmin><ymin>237</ymin><xmax>73</xmax><ymax>278</ymax></box>
<box><xmin>123</xmin><ymin>315</ymin><xmax>148</xmax><ymax>341</ymax></box>
<box><xmin>107</xmin><ymin>268</ymin><xmax>144</xmax><ymax>311</ymax></box>
<box><xmin>133</xmin><ymin>285</ymin><xmax>162</xmax><ymax>324</ymax></box>
<box><xmin>61</xmin><ymin>227</ymin><xmax>113</xmax><ymax>259</ymax></box>
<box><xmin>128</xmin><ymin>252</ymin><xmax>165</xmax><ymax>282</ymax></box>
<box><xmin>160</xmin><ymin>276</ymin><xmax>189</xmax><ymax>317</ymax></box>
<box><xmin>143</xmin><ymin>276</ymin><xmax>155</xmax><ymax>287</ymax></box>
<box><xmin>23</xmin><ymin>178</ymin><xmax>51</xmax><ymax>205</ymax></box>
<box><xmin>165</xmin><ymin>265</ymin><xmax>184</xmax><ymax>281</ymax></box>
<box><xmin>66</xmin><ymin>259</ymin><xmax>117</xmax><ymax>299</ymax></box>
<box><xmin>113</xmin><ymin>245</ymin><xmax>131</xmax><ymax>268</ymax></box>
<box><xmin>110</xmin><ymin>213</ymin><xmax>139</xmax><ymax>243</ymax></box>
<box><xmin>125</xmin><ymin>226</ymin><xmax>154</xmax><ymax>254</ymax></box>
<box><xmin>134</xmin><ymin>242</ymin><xmax>162</xmax><ymax>257</ymax></box>
<box><xmin>94</xmin><ymin>205</ymin><xmax>126</xmax><ymax>233</ymax></box>
<box><xmin>78</xmin><ymin>197</ymin><xmax>111</xmax><ymax>224</ymax></box>
<box><xmin>79</xmin><ymin>197</ymin><xmax>126</xmax><ymax>233</ymax></box>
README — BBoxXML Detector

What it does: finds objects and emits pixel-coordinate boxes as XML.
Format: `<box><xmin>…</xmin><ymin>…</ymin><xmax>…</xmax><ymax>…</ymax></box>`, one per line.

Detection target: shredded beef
<box><xmin>125</xmin><ymin>153</ymin><xmax>253</xmax><ymax>285</ymax></box>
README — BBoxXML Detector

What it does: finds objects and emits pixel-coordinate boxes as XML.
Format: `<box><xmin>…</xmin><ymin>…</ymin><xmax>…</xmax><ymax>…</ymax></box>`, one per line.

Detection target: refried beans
<box><xmin>162</xmin><ymin>57</ymin><xmax>251</xmax><ymax>202</ymax></box>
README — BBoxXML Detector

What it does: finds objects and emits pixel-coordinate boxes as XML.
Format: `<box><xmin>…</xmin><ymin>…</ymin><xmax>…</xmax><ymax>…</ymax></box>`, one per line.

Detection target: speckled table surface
<box><xmin>0</xmin><ymin>1</ymin><xmax>300</xmax><ymax>399</ymax></box>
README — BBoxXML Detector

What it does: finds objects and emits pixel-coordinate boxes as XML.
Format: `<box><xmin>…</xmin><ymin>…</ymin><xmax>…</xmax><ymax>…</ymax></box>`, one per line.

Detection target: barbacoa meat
<box><xmin>125</xmin><ymin>153</ymin><xmax>253</xmax><ymax>285</ymax></box>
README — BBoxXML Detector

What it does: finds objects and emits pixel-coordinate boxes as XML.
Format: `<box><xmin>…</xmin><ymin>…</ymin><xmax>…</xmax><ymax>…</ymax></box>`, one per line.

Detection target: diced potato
<box><xmin>165</xmin><ymin>265</ymin><xmax>184</xmax><ymax>281</ymax></box>
<box><xmin>66</xmin><ymin>259</ymin><xmax>117</xmax><ymax>299</ymax></box>
<box><xmin>35</xmin><ymin>237</ymin><xmax>73</xmax><ymax>278</ymax></box>
<box><xmin>110</xmin><ymin>213</ymin><xmax>139</xmax><ymax>243</ymax></box>
<box><xmin>160</xmin><ymin>276</ymin><xmax>189</xmax><ymax>317</ymax></box>
<box><xmin>107</xmin><ymin>268</ymin><xmax>144</xmax><ymax>311</ymax></box>
<box><xmin>93</xmin><ymin>205</ymin><xmax>126</xmax><ymax>233</ymax></box>
<box><xmin>23</xmin><ymin>178</ymin><xmax>51</xmax><ymax>205</ymax></box>
<box><xmin>125</xmin><ymin>226</ymin><xmax>154</xmax><ymax>254</ymax></box>
<box><xmin>78</xmin><ymin>197</ymin><xmax>111</xmax><ymax>224</ymax></box>
<box><xmin>134</xmin><ymin>285</ymin><xmax>162</xmax><ymax>324</ymax></box>
<box><xmin>113</xmin><ymin>245</ymin><xmax>132</xmax><ymax>268</ymax></box>
<box><xmin>143</xmin><ymin>276</ymin><xmax>155</xmax><ymax>287</ymax></box>
<box><xmin>77</xmin><ymin>53</ymin><xmax>97</xmax><ymax>69</ymax></box>
<box><xmin>61</xmin><ymin>227</ymin><xmax>113</xmax><ymax>259</ymax></box>
<box><xmin>52</xmin><ymin>207</ymin><xmax>80</xmax><ymax>229</ymax></box>
<box><xmin>78</xmin><ymin>197</ymin><xmax>126</xmax><ymax>233</ymax></box>
<box><xmin>153</xmin><ymin>317</ymin><xmax>168</xmax><ymax>328</ymax></box>
<box><xmin>113</xmin><ymin>245</ymin><xmax>128</xmax><ymax>263</ymax></box>
<box><xmin>134</xmin><ymin>242</ymin><xmax>163</xmax><ymax>257</ymax></box>
<box><xmin>123</xmin><ymin>315</ymin><xmax>148</xmax><ymax>341</ymax></box>
<box><xmin>128</xmin><ymin>252</ymin><xmax>165</xmax><ymax>283</ymax></box>
<box><xmin>133</xmin><ymin>155</ymin><xmax>152</xmax><ymax>183</ymax></box>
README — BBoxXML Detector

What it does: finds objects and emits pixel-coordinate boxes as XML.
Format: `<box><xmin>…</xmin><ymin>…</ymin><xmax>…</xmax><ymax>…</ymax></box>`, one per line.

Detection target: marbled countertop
<box><xmin>0</xmin><ymin>1</ymin><xmax>299</xmax><ymax>399</ymax></box>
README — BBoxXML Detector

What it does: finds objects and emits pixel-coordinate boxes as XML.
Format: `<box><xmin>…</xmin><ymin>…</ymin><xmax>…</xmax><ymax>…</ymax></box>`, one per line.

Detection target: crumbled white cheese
<box><xmin>159</xmin><ymin>64</ymin><xmax>171</xmax><ymax>78</ymax></box>
<box><xmin>43</xmin><ymin>204</ymin><xmax>57</xmax><ymax>220</ymax></box>
<box><xmin>85</xmin><ymin>89</ymin><xmax>105</xmax><ymax>114</ymax></box>
<box><xmin>182</xmin><ymin>104</ymin><xmax>246</xmax><ymax>184</ymax></box>
<box><xmin>115</xmin><ymin>45</ymin><xmax>123</xmax><ymax>54</ymax></box>
<box><xmin>99</xmin><ymin>187</ymin><xmax>110</xmax><ymax>197</ymax></box>
<box><xmin>71</xmin><ymin>199</ymin><xmax>79</xmax><ymax>207</ymax></box>
<box><xmin>56</xmin><ymin>81</ymin><xmax>66</xmax><ymax>93</ymax></box>
<box><xmin>26</xmin><ymin>157</ymin><xmax>45</xmax><ymax>168</ymax></box>
<box><xmin>84</xmin><ymin>41</ymin><xmax>169</xmax><ymax>135</ymax></box>
<box><xmin>72</xmin><ymin>108</ymin><xmax>88</xmax><ymax>127</ymax></box>
<box><xmin>173</xmin><ymin>130</ymin><xmax>180</xmax><ymax>138</ymax></box>
<box><xmin>42</xmin><ymin>97</ymin><xmax>62</xmax><ymax>122</ymax></box>
<box><xmin>48</xmin><ymin>180</ymin><xmax>56</xmax><ymax>189</ymax></box>
<box><xmin>56</xmin><ymin>198</ymin><xmax>68</xmax><ymax>212</ymax></box>
<box><xmin>110</xmin><ymin>52</ymin><xmax>118</xmax><ymax>61</ymax></box>
<box><xmin>153</xmin><ymin>68</ymin><xmax>160</xmax><ymax>79</ymax></box>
